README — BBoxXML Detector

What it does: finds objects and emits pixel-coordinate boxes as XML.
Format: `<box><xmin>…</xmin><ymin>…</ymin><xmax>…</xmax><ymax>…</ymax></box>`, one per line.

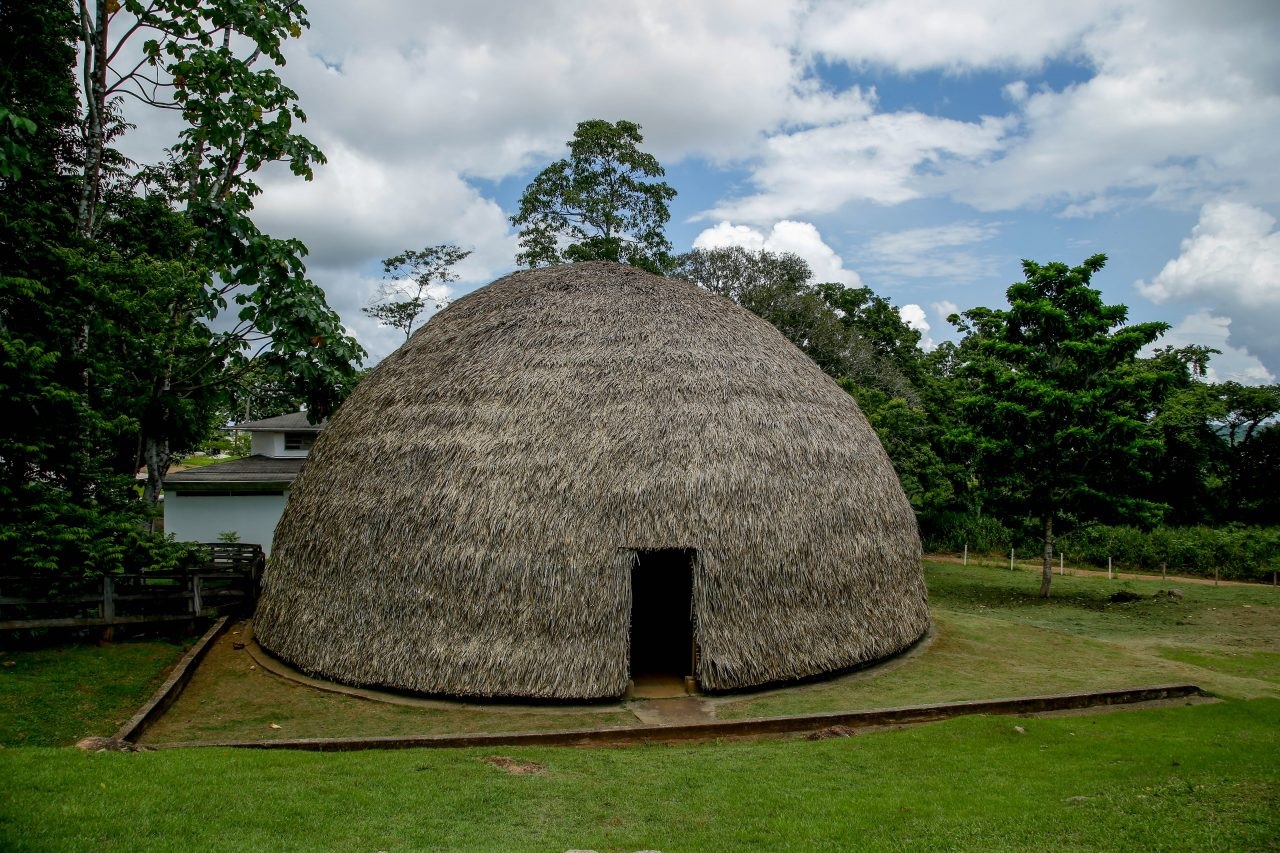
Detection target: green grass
<box><xmin>138</xmin><ymin>626</ymin><xmax>639</xmax><ymax>743</ymax></box>
<box><xmin>1</xmin><ymin>699</ymin><xmax>1276</xmax><ymax>850</ymax></box>
<box><xmin>1157</xmin><ymin>646</ymin><xmax>1280</xmax><ymax>683</ymax></box>
<box><xmin>716</xmin><ymin>561</ymin><xmax>1280</xmax><ymax>720</ymax></box>
<box><xmin>924</xmin><ymin>560</ymin><xmax>1280</xmax><ymax>645</ymax></box>
<box><xmin>0</xmin><ymin>639</ymin><xmax>187</xmax><ymax>747</ymax></box>
<box><xmin>714</xmin><ymin>609</ymin><xmax>1198</xmax><ymax>720</ymax></box>
<box><xmin>170</xmin><ymin>455</ymin><xmax>226</xmax><ymax>468</ymax></box>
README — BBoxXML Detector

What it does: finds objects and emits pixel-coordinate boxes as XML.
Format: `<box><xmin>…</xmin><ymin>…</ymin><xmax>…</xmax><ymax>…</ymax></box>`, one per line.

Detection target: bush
<box><xmin>920</xmin><ymin>512</ymin><xmax>1039</xmax><ymax>556</ymax></box>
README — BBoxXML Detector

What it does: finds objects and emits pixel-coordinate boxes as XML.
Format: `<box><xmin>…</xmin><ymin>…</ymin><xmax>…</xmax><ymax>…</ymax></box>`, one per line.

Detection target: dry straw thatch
<box><xmin>255</xmin><ymin>261</ymin><xmax>928</xmax><ymax>699</ymax></box>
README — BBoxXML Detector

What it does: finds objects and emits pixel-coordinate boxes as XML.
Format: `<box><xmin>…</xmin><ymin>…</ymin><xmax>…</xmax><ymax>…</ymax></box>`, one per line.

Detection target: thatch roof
<box><xmin>255</xmin><ymin>261</ymin><xmax>928</xmax><ymax>700</ymax></box>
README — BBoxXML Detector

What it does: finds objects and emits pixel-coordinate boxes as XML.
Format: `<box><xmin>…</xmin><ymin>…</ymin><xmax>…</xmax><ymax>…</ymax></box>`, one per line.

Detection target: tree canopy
<box><xmin>0</xmin><ymin>0</ymin><xmax>362</xmax><ymax>574</ymax></box>
<box><xmin>511</xmin><ymin>120</ymin><xmax>676</xmax><ymax>273</ymax></box>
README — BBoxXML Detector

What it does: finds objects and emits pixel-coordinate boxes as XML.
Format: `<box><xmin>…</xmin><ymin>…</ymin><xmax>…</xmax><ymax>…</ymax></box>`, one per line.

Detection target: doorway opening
<box><xmin>628</xmin><ymin>548</ymin><xmax>697</xmax><ymax>690</ymax></box>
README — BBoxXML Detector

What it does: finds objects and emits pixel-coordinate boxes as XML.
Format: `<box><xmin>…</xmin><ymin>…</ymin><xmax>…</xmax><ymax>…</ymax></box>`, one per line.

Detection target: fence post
<box><xmin>963</xmin><ymin>544</ymin><xmax>968</xmax><ymax>566</ymax></box>
<box><xmin>100</xmin><ymin>576</ymin><xmax>116</xmax><ymax>642</ymax></box>
<box><xmin>1059</xmin><ymin>553</ymin><xmax>1064</xmax><ymax>575</ymax></box>
<box><xmin>1214</xmin><ymin>566</ymin><xmax>1219</xmax><ymax>587</ymax></box>
<box><xmin>191</xmin><ymin>575</ymin><xmax>203</xmax><ymax>615</ymax></box>
<box><xmin>1108</xmin><ymin>557</ymin><xmax>1113</xmax><ymax>580</ymax></box>
<box><xmin>1010</xmin><ymin>549</ymin><xmax>1015</xmax><ymax>571</ymax></box>
<box><xmin>1162</xmin><ymin>561</ymin><xmax>1167</xmax><ymax>581</ymax></box>
<box><xmin>101</xmin><ymin>576</ymin><xmax>115</xmax><ymax>621</ymax></box>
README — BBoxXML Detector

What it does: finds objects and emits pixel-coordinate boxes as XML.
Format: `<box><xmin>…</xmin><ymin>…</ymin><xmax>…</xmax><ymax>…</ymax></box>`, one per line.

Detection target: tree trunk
<box><xmin>142</xmin><ymin>435</ymin><xmax>171</xmax><ymax>506</ymax></box>
<box><xmin>76</xmin><ymin>0</ymin><xmax>109</xmax><ymax>238</ymax></box>
<box><xmin>1039</xmin><ymin>514</ymin><xmax>1055</xmax><ymax>598</ymax></box>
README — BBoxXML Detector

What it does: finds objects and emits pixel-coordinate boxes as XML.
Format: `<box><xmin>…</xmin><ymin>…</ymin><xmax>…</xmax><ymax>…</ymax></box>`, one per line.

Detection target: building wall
<box><xmin>249</xmin><ymin>432</ymin><xmax>312</xmax><ymax>458</ymax></box>
<box><xmin>163</xmin><ymin>491</ymin><xmax>290</xmax><ymax>554</ymax></box>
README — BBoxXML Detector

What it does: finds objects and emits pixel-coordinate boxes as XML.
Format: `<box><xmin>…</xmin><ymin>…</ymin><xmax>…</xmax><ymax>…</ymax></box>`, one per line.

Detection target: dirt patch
<box><xmin>629</xmin><ymin>696</ymin><xmax>715</xmax><ymax>726</ymax></box>
<box><xmin>483</xmin><ymin>755</ymin><xmax>547</xmax><ymax>775</ymax></box>
<box><xmin>805</xmin><ymin>725</ymin><xmax>858</xmax><ymax>740</ymax></box>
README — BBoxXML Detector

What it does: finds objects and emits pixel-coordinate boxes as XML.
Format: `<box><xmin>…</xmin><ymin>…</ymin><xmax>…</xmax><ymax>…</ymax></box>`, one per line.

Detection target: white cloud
<box><xmin>802</xmin><ymin>0</ymin><xmax>1107</xmax><ymax>72</ymax></box>
<box><xmin>254</xmin><ymin>141</ymin><xmax>518</xmax><ymax>272</ymax></box>
<box><xmin>1137</xmin><ymin>201</ymin><xmax>1280</xmax><ymax>378</ymax></box>
<box><xmin>693</xmin><ymin>220</ymin><xmax>862</xmax><ymax>285</ymax></box>
<box><xmin>898</xmin><ymin>303</ymin><xmax>935</xmax><ymax>350</ymax></box>
<box><xmin>932</xmin><ymin>300</ymin><xmax>960</xmax><ymax>324</ymax></box>
<box><xmin>866</xmin><ymin>222</ymin><xmax>999</xmax><ymax>259</ymax></box>
<box><xmin>287</xmin><ymin>0</ymin><xmax>815</xmax><ymax>170</ymax></box>
<box><xmin>863</xmin><ymin>222</ymin><xmax>1002</xmax><ymax>281</ymax></box>
<box><xmin>1003</xmin><ymin>81</ymin><xmax>1030</xmax><ymax>104</ymax></box>
<box><xmin>1152</xmin><ymin>311</ymin><xmax>1274</xmax><ymax>385</ymax></box>
<box><xmin>1058</xmin><ymin>196</ymin><xmax>1122</xmax><ymax>219</ymax></box>
<box><xmin>945</xmin><ymin>2</ymin><xmax>1280</xmax><ymax>212</ymax></box>
<box><xmin>705</xmin><ymin>112</ymin><xmax>1010</xmax><ymax>222</ymax></box>
<box><xmin>751</xmin><ymin>1</ymin><xmax>1280</xmax><ymax>218</ymax></box>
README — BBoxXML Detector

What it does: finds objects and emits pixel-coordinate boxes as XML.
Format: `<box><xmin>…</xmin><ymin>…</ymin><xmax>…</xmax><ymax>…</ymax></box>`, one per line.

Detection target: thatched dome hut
<box><xmin>255</xmin><ymin>261</ymin><xmax>928</xmax><ymax>700</ymax></box>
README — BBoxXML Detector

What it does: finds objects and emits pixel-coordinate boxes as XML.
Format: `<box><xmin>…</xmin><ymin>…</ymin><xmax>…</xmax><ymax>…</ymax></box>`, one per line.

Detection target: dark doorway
<box><xmin>629</xmin><ymin>548</ymin><xmax>696</xmax><ymax>680</ymax></box>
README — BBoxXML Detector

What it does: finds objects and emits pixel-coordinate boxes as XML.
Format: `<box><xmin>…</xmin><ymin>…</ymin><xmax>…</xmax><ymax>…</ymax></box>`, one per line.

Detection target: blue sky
<box><xmin>218</xmin><ymin>0</ymin><xmax>1280</xmax><ymax>382</ymax></box>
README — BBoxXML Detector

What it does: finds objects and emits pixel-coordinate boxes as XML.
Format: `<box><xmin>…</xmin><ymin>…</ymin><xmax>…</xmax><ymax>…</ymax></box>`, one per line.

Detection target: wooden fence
<box><xmin>0</xmin><ymin>543</ymin><xmax>264</xmax><ymax>632</ymax></box>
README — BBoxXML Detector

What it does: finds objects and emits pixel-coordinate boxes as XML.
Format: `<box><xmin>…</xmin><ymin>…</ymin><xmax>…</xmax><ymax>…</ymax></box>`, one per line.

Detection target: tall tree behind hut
<box><xmin>0</xmin><ymin>0</ymin><xmax>147</xmax><ymax>573</ymax></box>
<box><xmin>511</xmin><ymin>120</ymin><xmax>677</xmax><ymax>274</ymax></box>
<box><xmin>0</xmin><ymin>0</ymin><xmax>363</xmax><ymax>575</ymax></box>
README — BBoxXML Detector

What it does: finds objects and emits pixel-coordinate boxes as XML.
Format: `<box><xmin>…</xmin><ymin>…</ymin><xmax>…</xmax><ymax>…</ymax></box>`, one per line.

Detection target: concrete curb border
<box><xmin>113</xmin><ymin>616</ymin><xmax>231</xmax><ymax>744</ymax></box>
<box><xmin>143</xmin><ymin>683</ymin><xmax>1204</xmax><ymax>752</ymax></box>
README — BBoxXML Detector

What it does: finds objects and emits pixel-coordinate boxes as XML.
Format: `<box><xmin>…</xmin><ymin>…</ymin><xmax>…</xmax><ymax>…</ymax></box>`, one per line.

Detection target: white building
<box><xmin>162</xmin><ymin>412</ymin><xmax>324</xmax><ymax>554</ymax></box>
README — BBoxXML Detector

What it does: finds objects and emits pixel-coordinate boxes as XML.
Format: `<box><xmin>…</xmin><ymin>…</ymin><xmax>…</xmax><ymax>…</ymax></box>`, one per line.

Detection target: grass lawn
<box><xmin>140</xmin><ymin>624</ymin><xmax>639</xmax><ymax>743</ymax></box>
<box><xmin>0</xmin><ymin>637</ymin><xmax>189</xmax><ymax>747</ymax></box>
<box><xmin>1</xmin><ymin>562</ymin><xmax>1277</xmax><ymax>849</ymax></box>
<box><xmin>1</xmin><ymin>699</ymin><xmax>1276</xmax><ymax>850</ymax></box>
<box><xmin>718</xmin><ymin>561</ymin><xmax>1280</xmax><ymax>720</ymax></box>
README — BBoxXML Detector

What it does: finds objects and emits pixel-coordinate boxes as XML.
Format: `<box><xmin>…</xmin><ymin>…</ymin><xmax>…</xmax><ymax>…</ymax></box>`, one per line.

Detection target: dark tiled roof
<box><xmin>164</xmin><ymin>455</ymin><xmax>306</xmax><ymax>487</ymax></box>
<box><xmin>234</xmin><ymin>412</ymin><xmax>327</xmax><ymax>432</ymax></box>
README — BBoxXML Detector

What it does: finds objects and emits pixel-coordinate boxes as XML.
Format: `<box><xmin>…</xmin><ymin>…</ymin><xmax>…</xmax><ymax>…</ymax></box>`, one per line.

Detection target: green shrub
<box><xmin>920</xmin><ymin>512</ymin><xmax>1039</xmax><ymax>556</ymax></box>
